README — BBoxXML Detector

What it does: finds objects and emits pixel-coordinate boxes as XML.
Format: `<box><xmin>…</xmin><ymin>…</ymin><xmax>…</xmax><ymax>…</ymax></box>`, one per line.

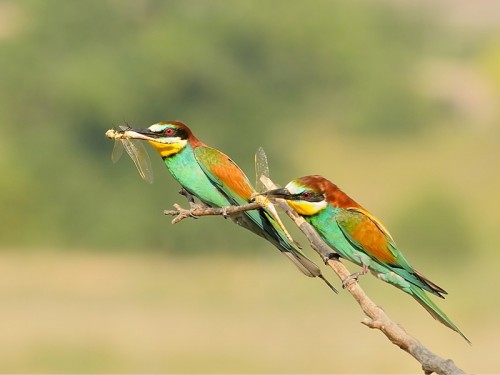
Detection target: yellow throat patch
<box><xmin>287</xmin><ymin>200</ymin><xmax>327</xmax><ymax>216</ymax></box>
<box><xmin>147</xmin><ymin>139</ymin><xmax>187</xmax><ymax>158</ymax></box>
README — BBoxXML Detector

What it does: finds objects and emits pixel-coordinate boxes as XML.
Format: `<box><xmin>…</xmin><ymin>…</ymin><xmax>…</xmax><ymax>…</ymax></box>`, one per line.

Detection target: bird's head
<box><xmin>263</xmin><ymin>175</ymin><xmax>331</xmax><ymax>216</ymax></box>
<box><xmin>120</xmin><ymin>121</ymin><xmax>201</xmax><ymax>158</ymax></box>
<box><xmin>264</xmin><ymin>175</ymin><xmax>361</xmax><ymax>215</ymax></box>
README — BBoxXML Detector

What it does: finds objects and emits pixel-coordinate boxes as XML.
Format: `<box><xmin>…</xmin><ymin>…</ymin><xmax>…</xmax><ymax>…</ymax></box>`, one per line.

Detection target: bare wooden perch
<box><xmin>164</xmin><ymin>202</ymin><xmax>261</xmax><ymax>224</ymax></box>
<box><xmin>163</xmin><ymin>178</ymin><xmax>467</xmax><ymax>375</ymax></box>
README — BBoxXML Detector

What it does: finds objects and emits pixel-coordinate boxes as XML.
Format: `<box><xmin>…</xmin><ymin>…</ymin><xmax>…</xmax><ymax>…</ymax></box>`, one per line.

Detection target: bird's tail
<box><xmin>246</xmin><ymin>209</ymin><xmax>337</xmax><ymax>294</ymax></box>
<box><xmin>413</xmin><ymin>269</ymin><xmax>448</xmax><ymax>297</ymax></box>
<box><xmin>282</xmin><ymin>251</ymin><xmax>338</xmax><ymax>293</ymax></box>
<box><xmin>409</xmin><ymin>285</ymin><xmax>470</xmax><ymax>344</ymax></box>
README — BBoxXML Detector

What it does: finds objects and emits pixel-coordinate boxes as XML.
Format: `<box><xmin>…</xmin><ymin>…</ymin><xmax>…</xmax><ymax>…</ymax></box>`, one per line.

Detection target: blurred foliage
<box><xmin>0</xmin><ymin>0</ymin><xmax>498</xmax><ymax>254</ymax></box>
<box><xmin>393</xmin><ymin>186</ymin><xmax>474</xmax><ymax>265</ymax></box>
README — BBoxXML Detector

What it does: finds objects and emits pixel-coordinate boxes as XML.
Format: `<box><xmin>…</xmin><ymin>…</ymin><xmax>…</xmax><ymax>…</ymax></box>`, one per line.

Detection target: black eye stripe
<box><xmin>293</xmin><ymin>191</ymin><xmax>324</xmax><ymax>202</ymax></box>
<box><xmin>176</xmin><ymin>128</ymin><xmax>189</xmax><ymax>140</ymax></box>
<box><xmin>162</xmin><ymin>127</ymin><xmax>189</xmax><ymax>140</ymax></box>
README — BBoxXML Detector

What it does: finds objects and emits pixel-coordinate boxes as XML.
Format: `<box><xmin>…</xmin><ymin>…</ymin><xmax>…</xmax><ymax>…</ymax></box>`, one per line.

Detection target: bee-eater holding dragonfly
<box><xmin>263</xmin><ymin>175</ymin><xmax>469</xmax><ymax>342</ymax></box>
<box><xmin>106</xmin><ymin>122</ymin><xmax>337</xmax><ymax>293</ymax></box>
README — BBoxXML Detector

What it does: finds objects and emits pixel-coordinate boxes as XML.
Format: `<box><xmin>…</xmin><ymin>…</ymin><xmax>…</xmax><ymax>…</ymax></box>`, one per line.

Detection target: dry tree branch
<box><xmin>163</xmin><ymin>178</ymin><xmax>468</xmax><ymax>375</ymax></box>
<box><xmin>164</xmin><ymin>202</ymin><xmax>261</xmax><ymax>224</ymax></box>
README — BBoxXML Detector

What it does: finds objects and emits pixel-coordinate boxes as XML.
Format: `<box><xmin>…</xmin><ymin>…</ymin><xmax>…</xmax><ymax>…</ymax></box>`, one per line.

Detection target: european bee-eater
<box><xmin>264</xmin><ymin>175</ymin><xmax>469</xmax><ymax>342</ymax></box>
<box><xmin>110</xmin><ymin>122</ymin><xmax>337</xmax><ymax>293</ymax></box>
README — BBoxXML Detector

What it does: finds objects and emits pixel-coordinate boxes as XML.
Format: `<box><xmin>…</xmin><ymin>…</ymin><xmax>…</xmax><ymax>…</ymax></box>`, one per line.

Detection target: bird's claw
<box><xmin>188</xmin><ymin>209</ymin><xmax>199</xmax><ymax>219</ymax></box>
<box><xmin>188</xmin><ymin>201</ymin><xmax>200</xmax><ymax>214</ymax></box>
<box><xmin>342</xmin><ymin>272</ymin><xmax>361</xmax><ymax>289</ymax></box>
<box><xmin>188</xmin><ymin>202</ymin><xmax>209</xmax><ymax>219</ymax></box>
<box><xmin>221</xmin><ymin>206</ymin><xmax>229</xmax><ymax>219</ymax></box>
<box><xmin>341</xmin><ymin>265</ymin><xmax>368</xmax><ymax>288</ymax></box>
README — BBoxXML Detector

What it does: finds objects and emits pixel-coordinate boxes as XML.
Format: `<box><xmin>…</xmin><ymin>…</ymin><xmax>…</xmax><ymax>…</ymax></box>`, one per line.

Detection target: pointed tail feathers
<box><xmin>235</xmin><ymin>209</ymin><xmax>338</xmax><ymax>294</ymax></box>
<box><xmin>282</xmin><ymin>251</ymin><xmax>320</xmax><ymax>277</ymax></box>
<box><xmin>410</xmin><ymin>285</ymin><xmax>470</xmax><ymax>343</ymax></box>
<box><xmin>318</xmin><ymin>274</ymin><xmax>339</xmax><ymax>294</ymax></box>
<box><xmin>283</xmin><ymin>251</ymin><xmax>338</xmax><ymax>293</ymax></box>
<box><xmin>414</xmin><ymin>269</ymin><xmax>448</xmax><ymax>297</ymax></box>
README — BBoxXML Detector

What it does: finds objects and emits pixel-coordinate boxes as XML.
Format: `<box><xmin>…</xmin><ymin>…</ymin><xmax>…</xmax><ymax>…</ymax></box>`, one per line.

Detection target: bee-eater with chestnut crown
<box><xmin>264</xmin><ymin>175</ymin><xmax>469</xmax><ymax>342</ymax></box>
<box><xmin>114</xmin><ymin>122</ymin><xmax>336</xmax><ymax>293</ymax></box>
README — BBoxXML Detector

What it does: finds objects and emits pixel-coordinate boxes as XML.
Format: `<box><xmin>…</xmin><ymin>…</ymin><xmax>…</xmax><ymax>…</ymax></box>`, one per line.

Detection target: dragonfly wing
<box><xmin>122</xmin><ymin>138</ymin><xmax>154</xmax><ymax>184</ymax></box>
<box><xmin>254</xmin><ymin>146</ymin><xmax>269</xmax><ymax>193</ymax></box>
<box><xmin>254</xmin><ymin>146</ymin><xmax>300</xmax><ymax>247</ymax></box>
<box><xmin>111</xmin><ymin>138</ymin><xmax>124</xmax><ymax>163</ymax></box>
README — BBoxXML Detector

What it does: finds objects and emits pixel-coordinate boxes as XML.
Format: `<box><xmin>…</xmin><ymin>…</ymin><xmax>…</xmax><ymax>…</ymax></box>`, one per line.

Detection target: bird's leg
<box><xmin>179</xmin><ymin>187</ymin><xmax>196</xmax><ymax>205</ymax></box>
<box><xmin>342</xmin><ymin>264</ymin><xmax>369</xmax><ymax>289</ymax></box>
<box><xmin>221</xmin><ymin>206</ymin><xmax>229</xmax><ymax>219</ymax></box>
<box><xmin>178</xmin><ymin>188</ymin><xmax>207</xmax><ymax>215</ymax></box>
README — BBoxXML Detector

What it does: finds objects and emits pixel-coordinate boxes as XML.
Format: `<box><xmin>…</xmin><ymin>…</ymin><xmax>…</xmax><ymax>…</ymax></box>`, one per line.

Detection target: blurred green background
<box><xmin>1</xmin><ymin>0</ymin><xmax>499</xmax><ymax>372</ymax></box>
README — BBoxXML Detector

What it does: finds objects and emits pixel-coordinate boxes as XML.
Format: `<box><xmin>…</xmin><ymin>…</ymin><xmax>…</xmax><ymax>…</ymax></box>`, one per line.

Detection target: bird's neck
<box><xmin>287</xmin><ymin>199</ymin><xmax>328</xmax><ymax>216</ymax></box>
<box><xmin>148</xmin><ymin>139</ymin><xmax>188</xmax><ymax>158</ymax></box>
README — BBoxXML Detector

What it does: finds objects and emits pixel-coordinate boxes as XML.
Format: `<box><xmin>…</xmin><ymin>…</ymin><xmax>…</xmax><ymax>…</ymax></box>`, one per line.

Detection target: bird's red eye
<box><xmin>302</xmin><ymin>192</ymin><xmax>311</xmax><ymax>199</ymax></box>
<box><xmin>164</xmin><ymin>128</ymin><xmax>174</xmax><ymax>135</ymax></box>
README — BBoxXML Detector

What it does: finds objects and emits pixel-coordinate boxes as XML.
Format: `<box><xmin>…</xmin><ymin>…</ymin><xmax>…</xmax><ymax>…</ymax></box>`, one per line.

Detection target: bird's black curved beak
<box><xmin>261</xmin><ymin>187</ymin><xmax>293</xmax><ymax>199</ymax></box>
<box><xmin>120</xmin><ymin>127</ymin><xmax>160</xmax><ymax>138</ymax></box>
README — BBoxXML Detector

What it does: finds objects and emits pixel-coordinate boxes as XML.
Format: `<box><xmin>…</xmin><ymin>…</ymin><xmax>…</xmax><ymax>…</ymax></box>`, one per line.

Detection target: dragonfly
<box><xmin>254</xmin><ymin>146</ymin><xmax>302</xmax><ymax>248</ymax></box>
<box><xmin>105</xmin><ymin>126</ymin><xmax>154</xmax><ymax>184</ymax></box>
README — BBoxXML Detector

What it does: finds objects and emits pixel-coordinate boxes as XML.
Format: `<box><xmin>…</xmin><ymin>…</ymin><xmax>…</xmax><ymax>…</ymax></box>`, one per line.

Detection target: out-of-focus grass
<box><xmin>0</xmin><ymin>249</ymin><xmax>497</xmax><ymax>373</ymax></box>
